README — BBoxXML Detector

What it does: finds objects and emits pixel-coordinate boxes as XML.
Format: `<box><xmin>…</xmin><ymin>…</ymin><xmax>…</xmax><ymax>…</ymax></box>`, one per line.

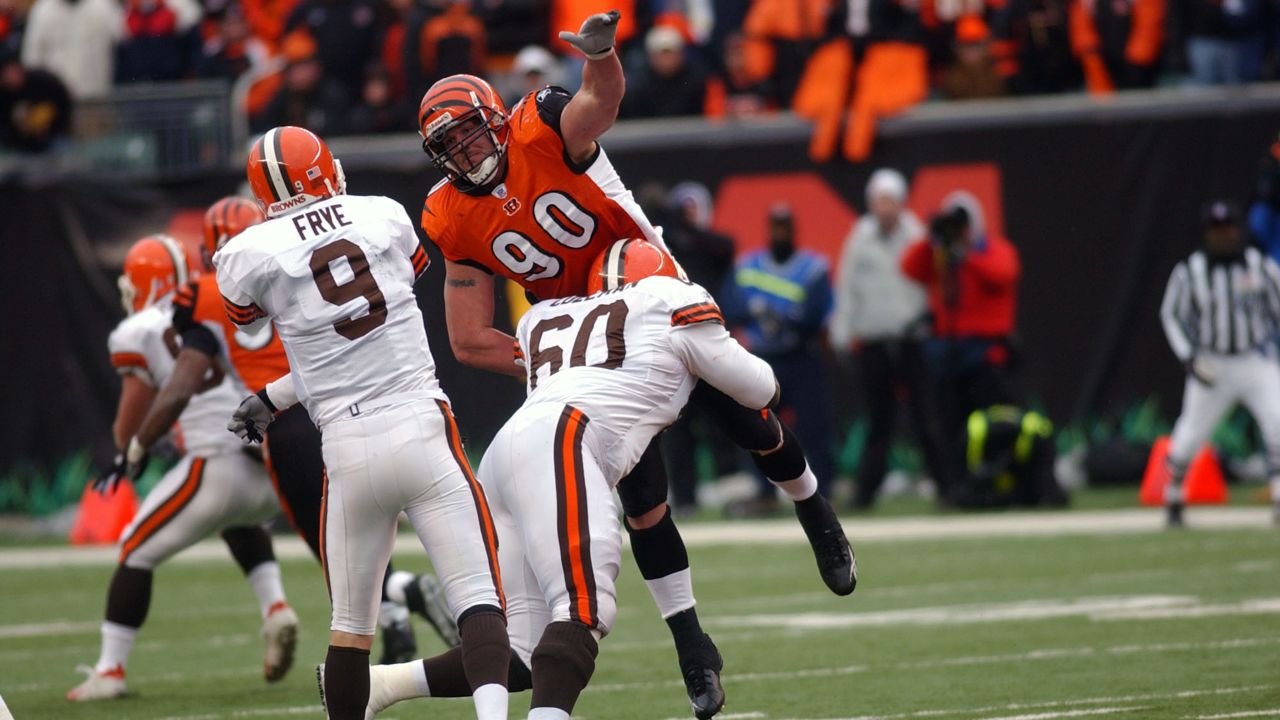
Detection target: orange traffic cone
<box><xmin>69</xmin><ymin>479</ymin><xmax>140</xmax><ymax>545</ymax></box>
<box><xmin>1139</xmin><ymin>436</ymin><xmax>1229</xmax><ymax>506</ymax></box>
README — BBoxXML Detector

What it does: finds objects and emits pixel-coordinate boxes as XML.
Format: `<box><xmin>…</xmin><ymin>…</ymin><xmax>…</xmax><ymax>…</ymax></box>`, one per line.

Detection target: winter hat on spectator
<box><xmin>513</xmin><ymin>45</ymin><xmax>555</xmax><ymax>76</ymax></box>
<box><xmin>667</xmin><ymin>181</ymin><xmax>714</xmax><ymax>230</ymax></box>
<box><xmin>954</xmin><ymin>16</ymin><xmax>990</xmax><ymax>44</ymax></box>
<box><xmin>866</xmin><ymin>168</ymin><xmax>907</xmax><ymax>204</ymax></box>
<box><xmin>645</xmin><ymin>25</ymin><xmax>684</xmax><ymax>55</ymax></box>
<box><xmin>282</xmin><ymin>30</ymin><xmax>318</xmax><ymax>64</ymax></box>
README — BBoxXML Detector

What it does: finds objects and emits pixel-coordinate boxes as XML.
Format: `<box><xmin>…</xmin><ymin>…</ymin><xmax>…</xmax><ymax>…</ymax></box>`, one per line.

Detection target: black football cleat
<box><xmin>678</xmin><ymin>633</ymin><xmax>725</xmax><ymax>720</ymax></box>
<box><xmin>377</xmin><ymin>611</ymin><xmax>417</xmax><ymax>665</ymax></box>
<box><xmin>796</xmin><ymin>496</ymin><xmax>857</xmax><ymax>596</ymax></box>
<box><xmin>402</xmin><ymin>573</ymin><xmax>461</xmax><ymax>648</ymax></box>
<box><xmin>1166</xmin><ymin>502</ymin><xmax>1185</xmax><ymax>529</ymax></box>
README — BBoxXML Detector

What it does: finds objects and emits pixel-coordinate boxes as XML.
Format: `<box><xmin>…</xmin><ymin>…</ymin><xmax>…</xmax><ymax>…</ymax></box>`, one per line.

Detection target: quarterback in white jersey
<box><xmin>477</xmin><ymin>254</ymin><xmax>777</xmax><ymax>720</ymax></box>
<box><xmin>68</xmin><ymin>235</ymin><xmax>288</xmax><ymax>703</ymax></box>
<box><xmin>217</xmin><ymin>126</ymin><xmax>510</xmax><ymax>720</ymax></box>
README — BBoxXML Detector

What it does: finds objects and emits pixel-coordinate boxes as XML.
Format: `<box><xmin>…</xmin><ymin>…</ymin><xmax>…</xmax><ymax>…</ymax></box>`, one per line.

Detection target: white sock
<box><xmin>472</xmin><ymin>682</ymin><xmax>509</xmax><ymax>720</ymax></box>
<box><xmin>379</xmin><ymin>601</ymin><xmax>410</xmax><ymax>628</ymax></box>
<box><xmin>1270</xmin><ymin>477</ymin><xmax>1280</xmax><ymax>504</ymax></box>
<box><xmin>644</xmin><ymin>568</ymin><xmax>696</xmax><ymax>619</ymax></box>
<box><xmin>246</xmin><ymin>561</ymin><xmax>287</xmax><ymax>618</ymax></box>
<box><xmin>96</xmin><ymin>621</ymin><xmax>138</xmax><ymax>672</ymax></box>
<box><xmin>774</xmin><ymin>463</ymin><xmax>819</xmax><ymax>502</ymax></box>
<box><xmin>528</xmin><ymin>707</ymin><xmax>571</xmax><ymax>720</ymax></box>
<box><xmin>378</xmin><ymin>660</ymin><xmax>432</xmax><ymax>703</ymax></box>
<box><xmin>1164</xmin><ymin>481</ymin><xmax>1184</xmax><ymax>505</ymax></box>
<box><xmin>384</xmin><ymin>570</ymin><xmax>416</xmax><ymax>606</ymax></box>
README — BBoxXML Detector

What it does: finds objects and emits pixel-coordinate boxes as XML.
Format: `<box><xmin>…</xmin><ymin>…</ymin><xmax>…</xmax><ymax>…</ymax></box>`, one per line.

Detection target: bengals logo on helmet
<box><xmin>418</xmin><ymin>74</ymin><xmax>510</xmax><ymax>188</ymax></box>
<box><xmin>246</xmin><ymin>126</ymin><xmax>346</xmax><ymax>218</ymax></box>
<box><xmin>119</xmin><ymin>234</ymin><xmax>193</xmax><ymax>314</ymax></box>
<box><xmin>587</xmin><ymin>238</ymin><xmax>680</xmax><ymax>294</ymax></box>
<box><xmin>202</xmin><ymin>196</ymin><xmax>264</xmax><ymax>268</ymax></box>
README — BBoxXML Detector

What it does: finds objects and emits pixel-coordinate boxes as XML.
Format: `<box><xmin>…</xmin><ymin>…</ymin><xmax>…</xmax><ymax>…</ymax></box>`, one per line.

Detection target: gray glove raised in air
<box><xmin>228</xmin><ymin>389</ymin><xmax>276</xmax><ymax>444</ymax></box>
<box><xmin>558</xmin><ymin>10</ymin><xmax>620</xmax><ymax>60</ymax></box>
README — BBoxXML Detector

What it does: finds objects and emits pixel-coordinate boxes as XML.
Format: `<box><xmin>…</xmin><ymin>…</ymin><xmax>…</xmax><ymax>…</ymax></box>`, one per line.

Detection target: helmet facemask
<box><xmin>422</xmin><ymin>104</ymin><xmax>507</xmax><ymax>188</ymax></box>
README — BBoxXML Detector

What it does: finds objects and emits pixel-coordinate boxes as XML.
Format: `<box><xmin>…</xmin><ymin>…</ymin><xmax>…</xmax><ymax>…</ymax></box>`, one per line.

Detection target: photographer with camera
<box><xmin>901</xmin><ymin>192</ymin><xmax>1022</xmax><ymax>486</ymax></box>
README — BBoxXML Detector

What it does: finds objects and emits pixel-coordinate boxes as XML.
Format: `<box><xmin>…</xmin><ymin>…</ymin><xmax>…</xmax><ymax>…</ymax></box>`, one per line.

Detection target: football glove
<box><xmin>558</xmin><ymin>10</ymin><xmax>620</xmax><ymax>60</ymax></box>
<box><xmin>229</xmin><ymin>389</ymin><xmax>276</xmax><ymax>444</ymax></box>
<box><xmin>94</xmin><ymin>438</ymin><xmax>148</xmax><ymax>495</ymax></box>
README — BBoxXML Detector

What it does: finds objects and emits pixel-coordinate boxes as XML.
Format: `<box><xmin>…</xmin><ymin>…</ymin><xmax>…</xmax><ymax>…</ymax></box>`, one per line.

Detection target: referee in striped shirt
<box><xmin>1160</xmin><ymin>200</ymin><xmax>1280</xmax><ymax>526</ymax></box>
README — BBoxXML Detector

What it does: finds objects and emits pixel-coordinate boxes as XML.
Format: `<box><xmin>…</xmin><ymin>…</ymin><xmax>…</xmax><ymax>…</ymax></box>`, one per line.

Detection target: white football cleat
<box><xmin>66</xmin><ymin>664</ymin><xmax>127</xmax><ymax>701</ymax></box>
<box><xmin>262</xmin><ymin>601</ymin><xmax>299</xmax><ymax>683</ymax></box>
<box><xmin>316</xmin><ymin>662</ymin><xmax>404</xmax><ymax>720</ymax></box>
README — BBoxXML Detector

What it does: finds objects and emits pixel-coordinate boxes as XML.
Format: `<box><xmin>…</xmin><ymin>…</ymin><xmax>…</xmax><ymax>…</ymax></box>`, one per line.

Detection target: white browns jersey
<box><xmin>107</xmin><ymin>298</ymin><xmax>244</xmax><ymax>456</ymax></box>
<box><xmin>213</xmin><ymin>194</ymin><xmax>443</xmax><ymax>429</ymax></box>
<box><xmin>514</xmin><ymin>276</ymin><xmax>777</xmax><ymax>483</ymax></box>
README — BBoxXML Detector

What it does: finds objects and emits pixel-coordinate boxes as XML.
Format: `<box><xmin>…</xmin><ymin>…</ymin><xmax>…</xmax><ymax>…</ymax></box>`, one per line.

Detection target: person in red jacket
<box><xmin>901</xmin><ymin>191</ymin><xmax>1021</xmax><ymax>489</ymax></box>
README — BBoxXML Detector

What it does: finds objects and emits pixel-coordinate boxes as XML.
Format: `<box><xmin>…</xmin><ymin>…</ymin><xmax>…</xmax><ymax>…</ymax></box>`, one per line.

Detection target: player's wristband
<box><xmin>255</xmin><ymin>387</ymin><xmax>279</xmax><ymax>415</ymax></box>
<box><xmin>584</xmin><ymin>46</ymin><xmax>614</xmax><ymax>61</ymax></box>
<box><xmin>125</xmin><ymin>436</ymin><xmax>146</xmax><ymax>464</ymax></box>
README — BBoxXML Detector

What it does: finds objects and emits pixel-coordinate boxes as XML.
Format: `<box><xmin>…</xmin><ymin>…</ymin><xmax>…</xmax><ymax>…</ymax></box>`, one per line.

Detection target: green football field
<box><xmin>1</xmin><ymin>508</ymin><xmax>1277</xmax><ymax>720</ymax></box>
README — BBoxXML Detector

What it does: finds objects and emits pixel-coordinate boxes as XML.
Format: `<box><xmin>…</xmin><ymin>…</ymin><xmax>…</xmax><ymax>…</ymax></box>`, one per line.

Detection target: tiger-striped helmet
<box><xmin>201</xmin><ymin>196</ymin><xmax>264</xmax><ymax>267</ymax></box>
<box><xmin>246</xmin><ymin>126</ymin><xmax>346</xmax><ymax>218</ymax></box>
<box><xmin>418</xmin><ymin>74</ymin><xmax>510</xmax><ymax>188</ymax></box>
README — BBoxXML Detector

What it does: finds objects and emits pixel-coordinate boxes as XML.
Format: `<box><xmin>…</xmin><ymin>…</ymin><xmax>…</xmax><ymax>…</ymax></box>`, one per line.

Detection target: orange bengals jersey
<box><xmin>172</xmin><ymin>274</ymin><xmax>291</xmax><ymax>393</ymax></box>
<box><xmin>421</xmin><ymin>86</ymin><xmax>664</xmax><ymax>301</ymax></box>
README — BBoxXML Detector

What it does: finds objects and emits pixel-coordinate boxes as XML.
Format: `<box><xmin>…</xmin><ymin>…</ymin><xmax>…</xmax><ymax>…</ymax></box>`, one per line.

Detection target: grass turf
<box><xmin>1</xmin><ymin>521</ymin><xmax>1277</xmax><ymax>719</ymax></box>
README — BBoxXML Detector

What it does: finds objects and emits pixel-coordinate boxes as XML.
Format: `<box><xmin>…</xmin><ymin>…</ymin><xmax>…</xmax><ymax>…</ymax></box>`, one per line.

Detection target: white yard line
<box><xmin>1195</xmin><ymin>712</ymin><xmax>1280</xmax><ymax>719</ymax></box>
<box><xmin>973</xmin><ymin>708</ymin><xmax>1148</xmax><ymax>720</ymax></box>
<box><xmin>0</xmin><ymin>620</ymin><xmax>98</xmax><ymax>638</ymax></box>
<box><xmin>0</xmin><ymin>507</ymin><xmax>1270</xmax><ymax>570</ymax></box>
<box><xmin>775</xmin><ymin>685</ymin><xmax>1275</xmax><ymax>720</ymax></box>
<box><xmin>589</xmin><ymin>639</ymin><xmax>1280</xmax><ymax>693</ymax></box>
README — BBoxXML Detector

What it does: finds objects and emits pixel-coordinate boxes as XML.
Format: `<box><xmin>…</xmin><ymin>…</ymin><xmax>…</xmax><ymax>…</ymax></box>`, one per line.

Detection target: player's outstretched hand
<box><xmin>94</xmin><ymin>443</ymin><xmax>149</xmax><ymax>495</ymax></box>
<box><xmin>229</xmin><ymin>391</ymin><xmax>275</xmax><ymax>444</ymax></box>
<box><xmin>559</xmin><ymin>10</ymin><xmax>620</xmax><ymax>60</ymax></box>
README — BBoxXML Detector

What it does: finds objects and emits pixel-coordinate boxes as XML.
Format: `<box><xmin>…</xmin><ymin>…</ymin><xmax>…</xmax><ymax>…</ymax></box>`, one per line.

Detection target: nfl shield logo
<box><xmin>503</xmin><ymin>198</ymin><xmax>521</xmax><ymax>216</ymax></box>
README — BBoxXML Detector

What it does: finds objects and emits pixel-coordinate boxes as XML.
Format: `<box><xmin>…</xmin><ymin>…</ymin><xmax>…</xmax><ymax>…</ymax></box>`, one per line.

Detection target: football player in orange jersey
<box><xmin>117</xmin><ymin>196</ymin><xmax>461</xmax><ymax>664</ymax></box>
<box><xmin>416</xmin><ymin>10</ymin><xmax>854</xmax><ymax>720</ymax></box>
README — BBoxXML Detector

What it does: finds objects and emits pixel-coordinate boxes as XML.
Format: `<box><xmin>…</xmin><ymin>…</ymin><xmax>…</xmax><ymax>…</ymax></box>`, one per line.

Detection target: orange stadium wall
<box><xmin>4</xmin><ymin>104</ymin><xmax>1278</xmax><ymax>478</ymax></box>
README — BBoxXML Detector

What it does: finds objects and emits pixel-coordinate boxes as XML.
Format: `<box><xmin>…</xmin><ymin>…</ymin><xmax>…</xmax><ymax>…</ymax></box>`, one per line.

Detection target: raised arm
<box><xmin>443</xmin><ymin>260</ymin><xmax>524</xmax><ymax>377</ymax></box>
<box><xmin>557</xmin><ymin>10</ymin><xmax>626</xmax><ymax>164</ymax></box>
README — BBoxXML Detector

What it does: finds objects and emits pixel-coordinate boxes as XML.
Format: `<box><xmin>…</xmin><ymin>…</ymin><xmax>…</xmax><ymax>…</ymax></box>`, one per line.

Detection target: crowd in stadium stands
<box><xmin>2</xmin><ymin>0</ymin><xmax>1280</xmax><ymax>151</ymax></box>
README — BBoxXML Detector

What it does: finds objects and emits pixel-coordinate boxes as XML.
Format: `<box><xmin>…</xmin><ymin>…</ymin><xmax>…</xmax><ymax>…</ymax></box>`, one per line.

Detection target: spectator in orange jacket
<box><xmin>1068</xmin><ymin>0</ymin><xmax>1165</xmax><ymax>92</ymax></box>
<box><xmin>242</xmin><ymin>0</ymin><xmax>300</xmax><ymax>51</ymax></box>
<box><xmin>742</xmin><ymin>0</ymin><xmax>832</xmax><ymax>106</ymax></box>
<box><xmin>901</xmin><ymin>191</ymin><xmax>1021</xmax><ymax>440</ymax></box>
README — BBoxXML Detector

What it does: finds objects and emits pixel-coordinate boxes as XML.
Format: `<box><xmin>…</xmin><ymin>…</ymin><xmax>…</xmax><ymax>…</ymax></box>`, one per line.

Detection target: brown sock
<box><xmin>423</xmin><ymin>647</ymin><xmax>533</xmax><ymax>697</ymax></box>
<box><xmin>530</xmin><ymin>621</ymin><xmax>598</xmax><ymax>713</ymax></box>
<box><xmin>323</xmin><ymin>645</ymin><xmax>369</xmax><ymax>720</ymax></box>
<box><xmin>459</xmin><ymin>608</ymin><xmax>510</xmax><ymax>689</ymax></box>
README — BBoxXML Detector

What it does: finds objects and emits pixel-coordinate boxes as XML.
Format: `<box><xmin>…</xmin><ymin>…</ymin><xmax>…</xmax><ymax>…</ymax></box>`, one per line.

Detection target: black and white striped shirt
<box><xmin>1161</xmin><ymin>247</ymin><xmax>1280</xmax><ymax>361</ymax></box>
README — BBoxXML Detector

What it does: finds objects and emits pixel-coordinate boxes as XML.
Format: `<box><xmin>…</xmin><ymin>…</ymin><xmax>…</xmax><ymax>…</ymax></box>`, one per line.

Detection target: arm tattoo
<box><xmin>447</xmin><ymin>278</ymin><xmax>477</xmax><ymax>288</ymax></box>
